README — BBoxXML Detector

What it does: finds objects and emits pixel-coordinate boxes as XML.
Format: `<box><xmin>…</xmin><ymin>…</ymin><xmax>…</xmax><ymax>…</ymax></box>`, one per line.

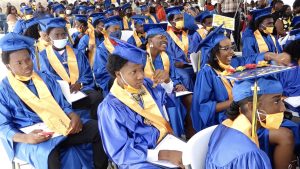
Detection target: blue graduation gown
<box><xmin>152</xmin><ymin>55</ymin><xmax>186</xmax><ymax>136</ymax></box>
<box><xmin>93</xmin><ymin>42</ymin><xmax>113</xmax><ymax>96</ymax></box>
<box><xmin>13</xmin><ymin>20</ymin><xmax>24</xmax><ymax>34</ymax></box>
<box><xmin>97</xmin><ymin>79</ymin><xmax>169</xmax><ymax>169</ymax></box>
<box><xmin>77</xmin><ymin>34</ymin><xmax>104</xmax><ymax>55</ymax></box>
<box><xmin>242</xmin><ymin>32</ymin><xmax>282</xmax><ymax>62</ymax></box>
<box><xmin>71</xmin><ymin>31</ymin><xmax>81</xmax><ymax>48</ymax></box>
<box><xmin>127</xmin><ymin>35</ymin><xmax>146</xmax><ymax>47</ymax></box>
<box><xmin>206</xmin><ymin>124</ymin><xmax>272</xmax><ymax>169</ymax></box>
<box><xmin>0</xmin><ymin>72</ymin><xmax>93</xmax><ymax>169</ymax></box>
<box><xmin>191</xmin><ymin>65</ymin><xmax>230</xmax><ymax>132</ymax></box>
<box><xmin>38</xmin><ymin>46</ymin><xmax>95</xmax><ymax>92</ymax></box>
<box><xmin>166</xmin><ymin>32</ymin><xmax>196</xmax><ymax>91</ymax></box>
<box><xmin>146</xmin><ymin>14</ymin><xmax>159</xmax><ymax>24</ymax></box>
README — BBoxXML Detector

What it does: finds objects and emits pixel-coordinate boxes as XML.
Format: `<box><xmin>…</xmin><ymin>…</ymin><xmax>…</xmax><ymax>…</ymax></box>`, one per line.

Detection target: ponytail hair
<box><xmin>226</xmin><ymin>101</ymin><xmax>240</xmax><ymax>120</ymax></box>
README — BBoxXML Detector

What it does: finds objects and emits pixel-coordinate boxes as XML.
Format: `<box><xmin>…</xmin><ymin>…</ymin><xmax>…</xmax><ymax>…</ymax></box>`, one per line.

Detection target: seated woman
<box><xmin>0</xmin><ymin>33</ymin><xmax>108</xmax><ymax>169</ymax></box>
<box><xmin>97</xmin><ymin>40</ymin><xmax>184</xmax><ymax>168</ymax></box>
<box><xmin>143</xmin><ymin>23</ymin><xmax>194</xmax><ymax>137</ymax></box>
<box><xmin>191</xmin><ymin>25</ymin><xmax>291</xmax><ymax>132</ymax></box>
<box><xmin>38</xmin><ymin>17</ymin><xmax>102</xmax><ymax>120</ymax></box>
<box><xmin>206</xmin><ymin>76</ymin><xmax>287</xmax><ymax>168</ymax></box>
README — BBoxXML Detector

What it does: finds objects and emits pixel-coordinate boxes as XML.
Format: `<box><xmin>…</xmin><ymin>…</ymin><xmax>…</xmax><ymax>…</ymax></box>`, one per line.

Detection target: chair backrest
<box><xmin>182</xmin><ymin>125</ymin><xmax>218</xmax><ymax>169</ymax></box>
<box><xmin>121</xmin><ymin>30</ymin><xmax>133</xmax><ymax>42</ymax></box>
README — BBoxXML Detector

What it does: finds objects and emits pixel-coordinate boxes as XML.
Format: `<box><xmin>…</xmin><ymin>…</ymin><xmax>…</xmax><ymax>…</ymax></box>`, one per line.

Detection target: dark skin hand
<box><xmin>174</xmin><ymin>84</ymin><xmax>186</xmax><ymax>92</ymax></box>
<box><xmin>153</xmin><ymin>69</ymin><xmax>170</xmax><ymax>84</ymax></box>
<box><xmin>68</xmin><ymin>112</ymin><xmax>83</xmax><ymax>135</ymax></box>
<box><xmin>158</xmin><ymin>150</ymin><xmax>184</xmax><ymax>168</ymax></box>
<box><xmin>70</xmin><ymin>82</ymin><xmax>82</xmax><ymax>93</ymax></box>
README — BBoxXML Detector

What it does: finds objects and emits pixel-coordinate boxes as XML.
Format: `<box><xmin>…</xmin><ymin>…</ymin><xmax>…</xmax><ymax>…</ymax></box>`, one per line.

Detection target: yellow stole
<box><xmin>24</xmin><ymin>15</ymin><xmax>33</xmax><ymax>20</ymax></box>
<box><xmin>87</xmin><ymin>23</ymin><xmax>96</xmax><ymax>68</ymax></box>
<box><xmin>37</xmin><ymin>38</ymin><xmax>50</xmax><ymax>52</ymax></box>
<box><xmin>110</xmin><ymin>80</ymin><xmax>173</xmax><ymax>142</ymax></box>
<box><xmin>103</xmin><ymin>37</ymin><xmax>115</xmax><ymax>54</ymax></box>
<box><xmin>123</xmin><ymin>16</ymin><xmax>130</xmax><ymax>30</ymax></box>
<box><xmin>66</xmin><ymin>23</ymin><xmax>74</xmax><ymax>45</ymax></box>
<box><xmin>144</xmin><ymin>46</ymin><xmax>170</xmax><ymax>79</ymax></box>
<box><xmin>45</xmin><ymin>46</ymin><xmax>79</xmax><ymax>84</ymax></box>
<box><xmin>7</xmin><ymin>72</ymin><xmax>71</xmax><ymax>136</ymax></box>
<box><xmin>254</xmin><ymin>29</ymin><xmax>277</xmax><ymax>53</ymax></box>
<box><xmin>167</xmin><ymin>28</ymin><xmax>189</xmax><ymax>57</ymax></box>
<box><xmin>111</xmin><ymin>0</ymin><xmax>116</xmax><ymax>3</ymax></box>
<box><xmin>146</xmin><ymin>14</ymin><xmax>157</xmax><ymax>24</ymax></box>
<box><xmin>223</xmin><ymin>114</ymin><xmax>259</xmax><ymax>147</ymax></box>
<box><xmin>196</xmin><ymin>28</ymin><xmax>207</xmax><ymax>39</ymax></box>
<box><xmin>133</xmin><ymin>31</ymin><xmax>143</xmax><ymax>47</ymax></box>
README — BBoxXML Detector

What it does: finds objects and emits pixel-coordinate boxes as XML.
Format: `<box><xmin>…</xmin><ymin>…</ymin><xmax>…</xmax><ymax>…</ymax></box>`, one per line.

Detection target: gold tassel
<box><xmin>35</xmin><ymin>41</ymin><xmax>40</xmax><ymax>71</ymax></box>
<box><xmin>251</xmin><ymin>81</ymin><xmax>258</xmax><ymax>142</ymax></box>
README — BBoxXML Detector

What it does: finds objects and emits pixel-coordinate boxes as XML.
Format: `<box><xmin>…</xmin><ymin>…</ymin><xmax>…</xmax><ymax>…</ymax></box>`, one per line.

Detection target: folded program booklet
<box><xmin>57</xmin><ymin>80</ymin><xmax>87</xmax><ymax>104</ymax></box>
<box><xmin>147</xmin><ymin>134</ymin><xmax>187</xmax><ymax>168</ymax></box>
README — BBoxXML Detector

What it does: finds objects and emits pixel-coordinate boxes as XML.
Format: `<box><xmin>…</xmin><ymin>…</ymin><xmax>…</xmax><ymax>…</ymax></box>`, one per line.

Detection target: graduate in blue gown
<box><xmin>98</xmin><ymin>39</ymin><xmax>184</xmax><ymax>169</ymax></box>
<box><xmin>120</xmin><ymin>3</ymin><xmax>133</xmax><ymax>30</ymax></box>
<box><xmin>71</xmin><ymin>15</ymin><xmax>89</xmax><ymax>49</ymax></box>
<box><xmin>206</xmin><ymin>76</ymin><xmax>282</xmax><ymax>169</ymax></box>
<box><xmin>38</xmin><ymin>17</ymin><xmax>102</xmax><ymax>120</ymax></box>
<box><xmin>0</xmin><ymin>33</ymin><xmax>108</xmax><ymax>169</ymax></box>
<box><xmin>127</xmin><ymin>15</ymin><xmax>147</xmax><ymax>48</ymax></box>
<box><xmin>13</xmin><ymin>6</ymin><xmax>34</xmax><ymax>35</ymax></box>
<box><xmin>165</xmin><ymin>6</ymin><xmax>196</xmax><ymax>91</ymax></box>
<box><xmin>93</xmin><ymin>16</ymin><xmax>122</xmax><ymax>96</ymax></box>
<box><xmin>77</xmin><ymin>13</ymin><xmax>106</xmax><ymax>67</ymax></box>
<box><xmin>140</xmin><ymin>5</ymin><xmax>159</xmax><ymax>24</ymax></box>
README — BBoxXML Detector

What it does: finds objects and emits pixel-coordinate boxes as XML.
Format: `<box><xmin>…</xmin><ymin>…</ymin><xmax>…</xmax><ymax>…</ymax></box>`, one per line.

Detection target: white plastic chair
<box><xmin>121</xmin><ymin>30</ymin><xmax>133</xmax><ymax>42</ymax></box>
<box><xmin>182</xmin><ymin>125</ymin><xmax>218</xmax><ymax>169</ymax></box>
<box><xmin>12</xmin><ymin>157</ymin><xmax>33</xmax><ymax>169</ymax></box>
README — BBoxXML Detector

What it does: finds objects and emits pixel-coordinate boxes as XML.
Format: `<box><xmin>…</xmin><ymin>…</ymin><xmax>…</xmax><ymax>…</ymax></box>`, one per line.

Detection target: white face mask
<box><xmin>66</xmin><ymin>10</ymin><xmax>72</xmax><ymax>15</ymax></box>
<box><xmin>51</xmin><ymin>38</ymin><xmax>68</xmax><ymax>49</ymax></box>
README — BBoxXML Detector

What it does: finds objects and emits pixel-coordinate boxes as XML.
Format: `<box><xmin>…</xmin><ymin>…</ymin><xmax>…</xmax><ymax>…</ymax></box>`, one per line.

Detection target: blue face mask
<box><xmin>110</xmin><ymin>30</ymin><xmax>122</xmax><ymax>39</ymax></box>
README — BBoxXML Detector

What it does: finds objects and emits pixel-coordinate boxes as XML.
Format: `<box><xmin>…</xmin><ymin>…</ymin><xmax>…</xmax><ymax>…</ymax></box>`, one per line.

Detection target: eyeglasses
<box><xmin>219</xmin><ymin>45</ymin><xmax>236</xmax><ymax>51</ymax></box>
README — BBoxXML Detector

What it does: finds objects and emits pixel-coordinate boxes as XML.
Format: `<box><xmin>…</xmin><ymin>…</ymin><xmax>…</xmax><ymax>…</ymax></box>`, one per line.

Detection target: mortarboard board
<box><xmin>105</xmin><ymin>7</ymin><xmax>119</xmax><ymax>15</ymax></box>
<box><xmin>104</xmin><ymin>16</ymin><xmax>122</xmax><ymax>29</ymax></box>
<box><xmin>291</xmin><ymin>16</ymin><xmax>300</xmax><ymax>27</ymax></box>
<box><xmin>0</xmin><ymin>32</ymin><xmax>35</xmax><ymax>52</ymax></box>
<box><xmin>74</xmin><ymin>14</ymin><xmax>88</xmax><ymax>23</ymax></box>
<box><xmin>38</xmin><ymin>16</ymin><xmax>53</xmax><ymax>32</ymax></box>
<box><xmin>111</xmin><ymin>38</ymin><xmax>147</xmax><ymax>65</ymax></box>
<box><xmin>121</xmin><ymin>3</ymin><xmax>131</xmax><ymax>11</ymax></box>
<box><xmin>86</xmin><ymin>6</ymin><xmax>95</xmax><ymax>13</ymax></box>
<box><xmin>21</xmin><ymin>18</ymin><xmax>39</xmax><ymax>33</ymax></box>
<box><xmin>52</xmin><ymin>4</ymin><xmax>65</xmax><ymax>13</ymax></box>
<box><xmin>140</xmin><ymin>5</ymin><xmax>149</xmax><ymax>12</ymax></box>
<box><xmin>144</xmin><ymin>23</ymin><xmax>168</xmax><ymax>38</ymax></box>
<box><xmin>90</xmin><ymin>12</ymin><xmax>106</xmax><ymax>27</ymax></box>
<box><xmin>20</xmin><ymin>6</ymin><xmax>33</xmax><ymax>15</ymax></box>
<box><xmin>77</xmin><ymin>5</ymin><xmax>88</xmax><ymax>12</ymax></box>
<box><xmin>131</xmin><ymin>15</ymin><xmax>148</xmax><ymax>25</ymax></box>
<box><xmin>165</xmin><ymin>6</ymin><xmax>183</xmax><ymax>17</ymax></box>
<box><xmin>197</xmin><ymin>24</ymin><xmax>227</xmax><ymax>51</ymax></box>
<box><xmin>250</xmin><ymin>6</ymin><xmax>272</xmax><ymax>21</ymax></box>
<box><xmin>195</xmin><ymin>10</ymin><xmax>213</xmax><ymax>23</ymax></box>
<box><xmin>38</xmin><ymin>17</ymin><xmax>66</xmax><ymax>32</ymax></box>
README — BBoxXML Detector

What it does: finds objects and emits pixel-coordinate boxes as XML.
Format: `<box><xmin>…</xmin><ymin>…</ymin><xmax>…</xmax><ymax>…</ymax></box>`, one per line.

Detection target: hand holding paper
<box><xmin>57</xmin><ymin>80</ymin><xmax>87</xmax><ymax>104</ymax></box>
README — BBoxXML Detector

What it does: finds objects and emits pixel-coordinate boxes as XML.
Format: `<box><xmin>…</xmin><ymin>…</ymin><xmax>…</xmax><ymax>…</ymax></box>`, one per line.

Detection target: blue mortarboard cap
<box><xmin>90</xmin><ymin>12</ymin><xmax>106</xmax><ymax>26</ymax></box>
<box><xmin>250</xmin><ymin>7</ymin><xmax>272</xmax><ymax>21</ymax></box>
<box><xmin>74</xmin><ymin>14</ymin><xmax>88</xmax><ymax>22</ymax></box>
<box><xmin>197</xmin><ymin>24</ymin><xmax>227</xmax><ymax>51</ymax></box>
<box><xmin>144</xmin><ymin>23</ymin><xmax>168</xmax><ymax>38</ymax></box>
<box><xmin>0</xmin><ymin>32</ymin><xmax>35</xmax><ymax>52</ymax></box>
<box><xmin>77</xmin><ymin>5</ymin><xmax>88</xmax><ymax>12</ymax></box>
<box><xmin>131</xmin><ymin>15</ymin><xmax>148</xmax><ymax>25</ymax></box>
<box><xmin>111</xmin><ymin>38</ymin><xmax>147</xmax><ymax>65</ymax></box>
<box><xmin>121</xmin><ymin>3</ymin><xmax>132</xmax><ymax>11</ymax></box>
<box><xmin>38</xmin><ymin>17</ymin><xmax>66</xmax><ymax>31</ymax></box>
<box><xmin>140</xmin><ymin>5</ymin><xmax>149</xmax><ymax>11</ymax></box>
<box><xmin>184</xmin><ymin>12</ymin><xmax>199</xmax><ymax>31</ymax></box>
<box><xmin>38</xmin><ymin>17</ymin><xmax>52</xmax><ymax>32</ymax></box>
<box><xmin>292</xmin><ymin>16</ymin><xmax>300</xmax><ymax>27</ymax></box>
<box><xmin>104</xmin><ymin>16</ymin><xmax>122</xmax><ymax>28</ymax></box>
<box><xmin>21</xmin><ymin>18</ymin><xmax>39</xmax><ymax>32</ymax></box>
<box><xmin>195</xmin><ymin>10</ymin><xmax>213</xmax><ymax>23</ymax></box>
<box><xmin>52</xmin><ymin>4</ymin><xmax>65</xmax><ymax>13</ymax></box>
<box><xmin>165</xmin><ymin>6</ymin><xmax>183</xmax><ymax>16</ymax></box>
<box><xmin>86</xmin><ymin>6</ymin><xmax>95</xmax><ymax>13</ymax></box>
<box><xmin>20</xmin><ymin>6</ymin><xmax>33</xmax><ymax>15</ymax></box>
<box><xmin>285</xmin><ymin>28</ymin><xmax>300</xmax><ymax>46</ymax></box>
<box><xmin>105</xmin><ymin>7</ymin><xmax>119</xmax><ymax>15</ymax></box>
<box><xmin>233</xmin><ymin>76</ymin><xmax>283</xmax><ymax>102</ymax></box>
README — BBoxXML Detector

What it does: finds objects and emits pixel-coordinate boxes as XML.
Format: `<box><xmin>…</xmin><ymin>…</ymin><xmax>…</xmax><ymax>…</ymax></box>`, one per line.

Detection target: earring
<box><xmin>150</xmin><ymin>43</ymin><xmax>153</xmax><ymax>48</ymax></box>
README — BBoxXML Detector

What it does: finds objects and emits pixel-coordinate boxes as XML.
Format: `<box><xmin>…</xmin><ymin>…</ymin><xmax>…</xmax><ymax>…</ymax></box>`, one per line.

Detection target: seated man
<box><xmin>98</xmin><ymin>39</ymin><xmax>184</xmax><ymax>168</ymax></box>
<box><xmin>38</xmin><ymin>17</ymin><xmax>102</xmax><ymax>119</ymax></box>
<box><xmin>0</xmin><ymin>33</ymin><xmax>108</xmax><ymax>169</ymax></box>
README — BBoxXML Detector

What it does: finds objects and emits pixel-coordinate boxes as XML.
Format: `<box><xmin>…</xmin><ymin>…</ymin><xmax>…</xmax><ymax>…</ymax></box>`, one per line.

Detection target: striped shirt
<box><xmin>218</xmin><ymin>0</ymin><xmax>241</xmax><ymax>13</ymax></box>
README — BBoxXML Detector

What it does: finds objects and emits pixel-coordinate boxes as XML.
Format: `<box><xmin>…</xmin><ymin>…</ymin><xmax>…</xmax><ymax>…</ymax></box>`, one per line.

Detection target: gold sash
<box><xmin>196</xmin><ymin>28</ymin><xmax>207</xmax><ymax>39</ymax></box>
<box><xmin>146</xmin><ymin>14</ymin><xmax>157</xmax><ymax>24</ymax></box>
<box><xmin>103</xmin><ymin>37</ymin><xmax>115</xmax><ymax>54</ymax></box>
<box><xmin>110</xmin><ymin>80</ymin><xmax>172</xmax><ymax>142</ymax></box>
<box><xmin>212</xmin><ymin>67</ymin><xmax>233</xmax><ymax>101</ymax></box>
<box><xmin>254</xmin><ymin>30</ymin><xmax>277</xmax><ymax>53</ymax></box>
<box><xmin>123</xmin><ymin>16</ymin><xmax>130</xmax><ymax>30</ymax></box>
<box><xmin>66</xmin><ymin>23</ymin><xmax>74</xmax><ymax>45</ymax></box>
<box><xmin>144</xmin><ymin>46</ymin><xmax>170</xmax><ymax>78</ymax></box>
<box><xmin>87</xmin><ymin>23</ymin><xmax>96</xmax><ymax>68</ymax></box>
<box><xmin>37</xmin><ymin>38</ymin><xmax>50</xmax><ymax>52</ymax></box>
<box><xmin>7</xmin><ymin>72</ymin><xmax>71</xmax><ymax>136</ymax></box>
<box><xmin>133</xmin><ymin>31</ymin><xmax>143</xmax><ymax>47</ymax></box>
<box><xmin>45</xmin><ymin>46</ymin><xmax>79</xmax><ymax>84</ymax></box>
<box><xmin>223</xmin><ymin>114</ymin><xmax>259</xmax><ymax>147</ymax></box>
<box><xmin>167</xmin><ymin>29</ymin><xmax>189</xmax><ymax>56</ymax></box>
